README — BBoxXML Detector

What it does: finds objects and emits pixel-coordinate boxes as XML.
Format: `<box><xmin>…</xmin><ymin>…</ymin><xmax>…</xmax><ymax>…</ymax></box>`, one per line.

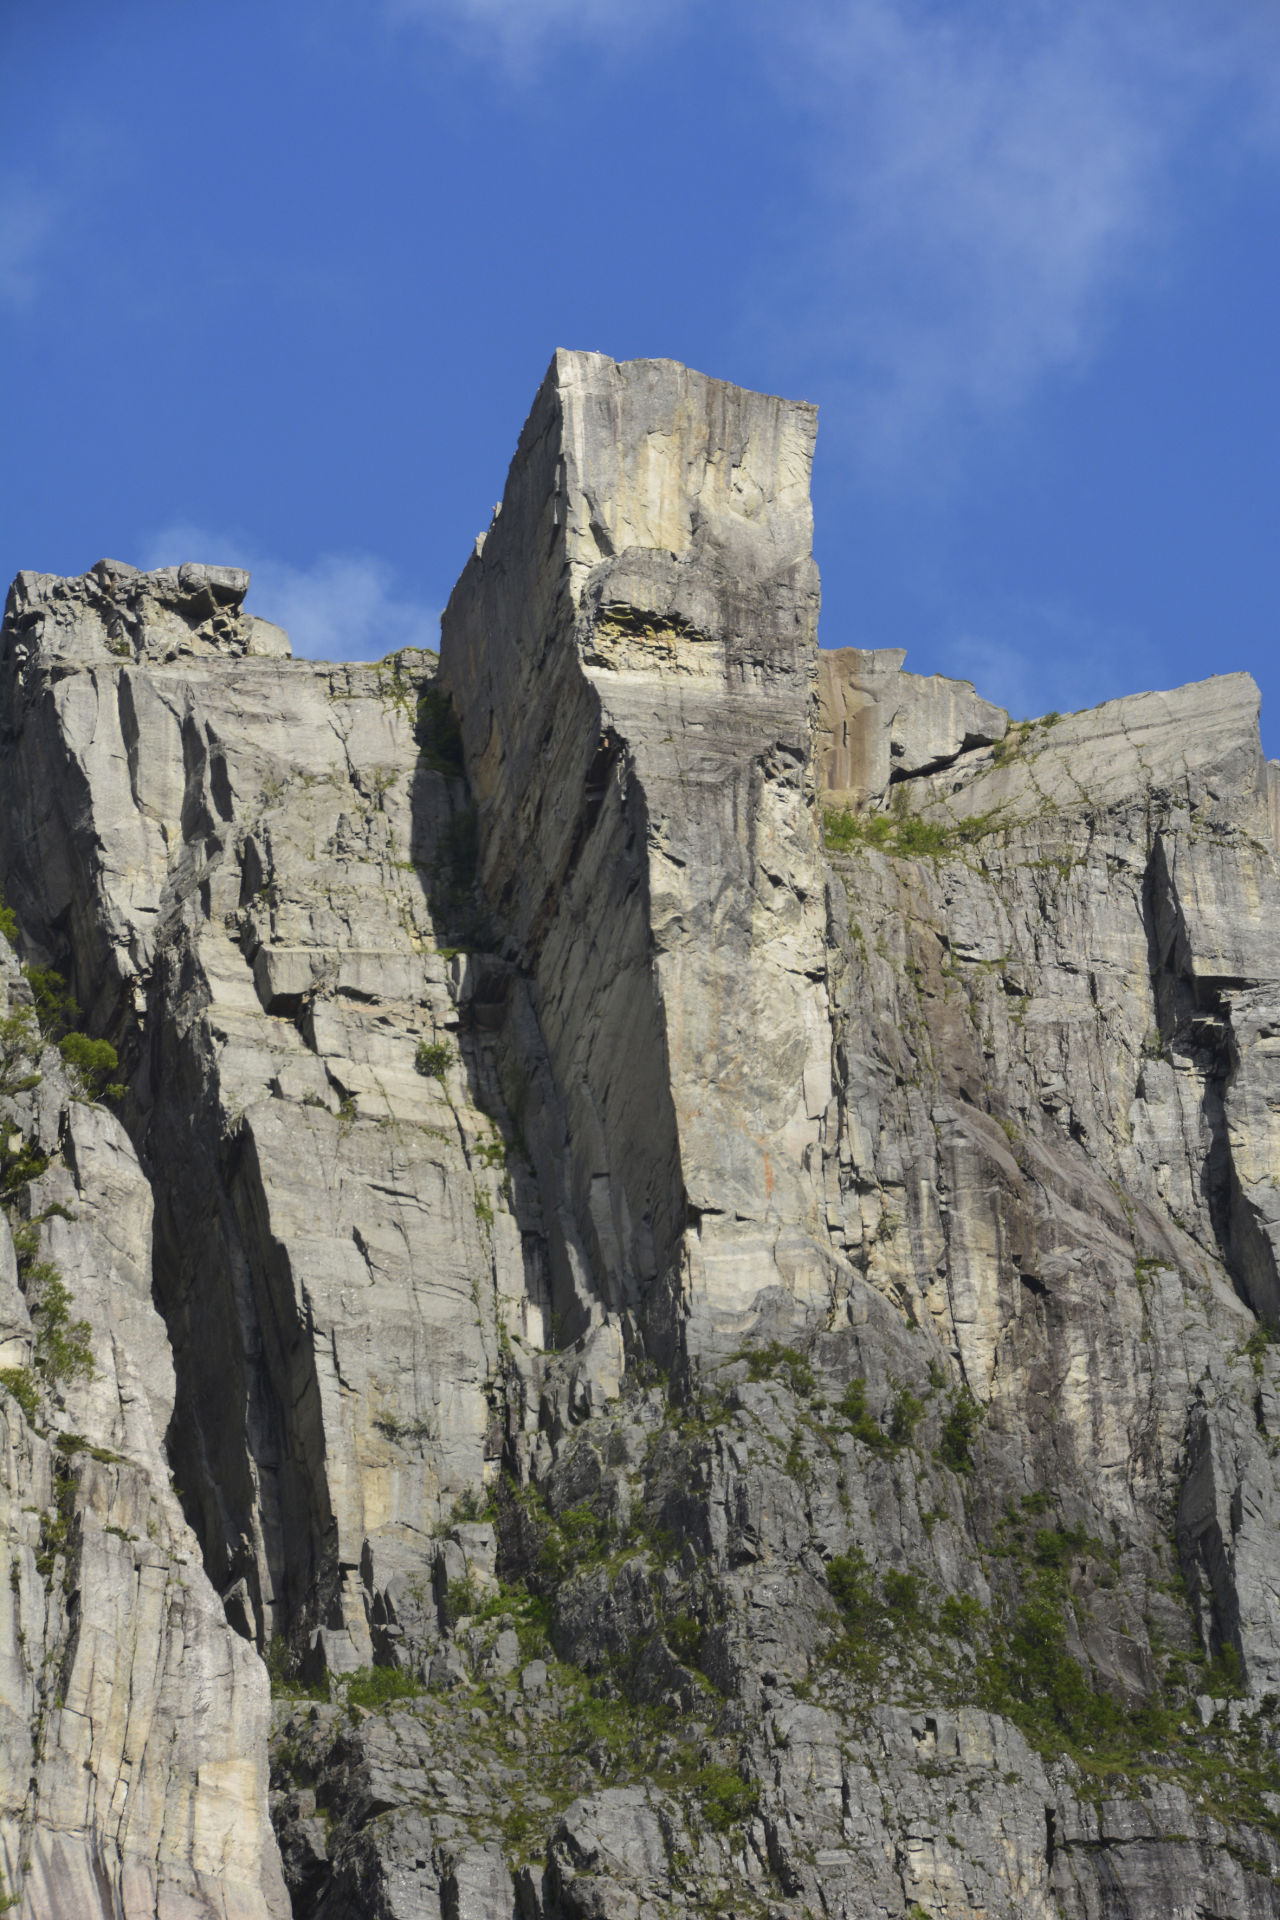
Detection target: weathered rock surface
<box><xmin>2</xmin><ymin>355</ymin><xmax>1280</xmax><ymax>1917</ymax></box>
<box><xmin>816</xmin><ymin>644</ymin><xmax>1008</xmax><ymax>807</ymax></box>
<box><xmin>0</xmin><ymin>562</ymin><xmax>571</xmax><ymax>1687</ymax></box>
<box><xmin>441</xmin><ymin>351</ymin><xmax>833</xmax><ymax>1364</ymax></box>
<box><xmin>0</xmin><ymin>949</ymin><xmax>287</xmax><ymax>1918</ymax></box>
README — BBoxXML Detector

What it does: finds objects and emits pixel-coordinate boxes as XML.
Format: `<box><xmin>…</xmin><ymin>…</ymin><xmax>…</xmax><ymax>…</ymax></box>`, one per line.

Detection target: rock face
<box><xmin>1</xmin><ymin>353</ymin><xmax>1279</xmax><ymax>1918</ymax></box>
<box><xmin>0</xmin><ymin>948</ymin><xmax>287</xmax><ymax>1919</ymax></box>
<box><xmin>440</xmin><ymin>351</ymin><xmax>832</xmax><ymax>1363</ymax></box>
<box><xmin>816</xmin><ymin>644</ymin><xmax>1008</xmax><ymax>807</ymax></box>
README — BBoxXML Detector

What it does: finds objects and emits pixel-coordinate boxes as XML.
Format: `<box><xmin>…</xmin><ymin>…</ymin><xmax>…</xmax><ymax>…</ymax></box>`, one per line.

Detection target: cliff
<box><xmin>1</xmin><ymin>355</ymin><xmax>1279</xmax><ymax>1918</ymax></box>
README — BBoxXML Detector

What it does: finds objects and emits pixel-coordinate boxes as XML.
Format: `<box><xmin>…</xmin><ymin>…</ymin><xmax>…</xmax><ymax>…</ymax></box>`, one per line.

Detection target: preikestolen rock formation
<box><xmin>2</xmin><ymin>352</ymin><xmax>1280</xmax><ymax>1917</ymax></box>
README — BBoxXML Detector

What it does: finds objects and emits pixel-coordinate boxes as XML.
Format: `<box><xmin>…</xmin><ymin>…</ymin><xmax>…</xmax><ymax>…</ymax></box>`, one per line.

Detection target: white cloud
<box><xmin>751</xmin><ymin>0</ymin><xmax>1280</xmax><ymax>466</ymax></box>
<box><xmin>140</xmin><ymin>526</ymin><xmax>440</xmax><ymax>661</ymax></box>
<box><xmin>0</xmin><ymin>175</ymin><xmax>58</xmax><ymax>308</ymax></box>
<box><xmin>371</xmin><ymin>0</ymin><xmax>1280</xmax><ymax>456</ymax></box>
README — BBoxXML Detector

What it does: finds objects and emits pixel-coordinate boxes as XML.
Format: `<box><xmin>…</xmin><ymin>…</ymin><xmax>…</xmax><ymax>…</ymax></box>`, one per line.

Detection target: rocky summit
<box><xmin>1</xmin><ymin>353</ymin><xmax>1279</xmax><ymax>1919</ymax></box>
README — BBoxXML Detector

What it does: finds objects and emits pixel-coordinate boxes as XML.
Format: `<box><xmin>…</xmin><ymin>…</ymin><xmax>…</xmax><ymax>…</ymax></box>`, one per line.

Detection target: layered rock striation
<box><xmin>0</xmin><ymin>357</ymin><xmax>1279</xmax><ymax>1917</ymax></box>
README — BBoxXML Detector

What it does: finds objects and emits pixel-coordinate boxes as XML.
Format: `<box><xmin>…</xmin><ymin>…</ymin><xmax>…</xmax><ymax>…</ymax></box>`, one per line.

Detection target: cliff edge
<box><xmin>1</xmin><ymin>355</ymin><xmax>1279</xmax><ymax>1917</ymax></box>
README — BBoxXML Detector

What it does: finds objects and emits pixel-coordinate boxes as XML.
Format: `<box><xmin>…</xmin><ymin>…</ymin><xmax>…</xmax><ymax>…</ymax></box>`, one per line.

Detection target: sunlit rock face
<box><xmin>441</xmin><ymin>351</ymin><xmax>834</xmax><ymax>1365</ymax></box>
<box><xmin>2</xmin><ymin>356</ymin><xmax>1280</xmax><ymax>1918</ymax></box>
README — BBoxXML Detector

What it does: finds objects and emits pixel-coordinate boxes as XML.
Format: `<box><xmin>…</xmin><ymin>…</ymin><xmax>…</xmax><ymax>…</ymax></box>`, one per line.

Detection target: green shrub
<box><xmin>938</xmin><ymin>1593</ymin><xmax>985</xmax><ymax>1638</ymax></box>
<box><xmin>28</xmin><ymin>1264</ymin><xmax>94</xmax><ymax>1386</ymax></box>
<box><xmin>883</xmin><ymin>1568</ymin><xmax>927</xmax><ymax>1621</ymax></box>
<box><xmin>57</xmin><ymin>1031</ymin><xmax>124</xmax><ymax>1102</ymax></box>
<box><xmin>981</xmin><ymin>1591</ymin><xmax>1122</xmax><ymax>1747</ymax></box>
<box><xmin>442</xmin><ymin>1571</ymin><xmax>481</xmax><ymax>1625</ymax></box>
<box><xmin>0</xmin><ymin>1367</ymin><xmax>39</xmax><ymax>1423</ymax></box>
<box><xmin>265</xmin><ymin>1636</ymin><xmax>330</xmax><ymax>1701</ymax></box>
<box><xmin>8</xmin><ymin>964</ymin><xmax>123</xmax><ymax>1102</ymax></box>
<box><xmin>827</xmin><ymin>1547</ymin><xmax>877</xmax><ymax>1620</ymax></box>
<box><xmin>1</xmin><ymin>1140</ymin><xmax>48</xmax><ymax>1193</ymax></box>
<box><xmin>414</xmin><ymin>1040</ymin><xmax>453</xmax><ymax>1080</ymax></box>
<box><xmin>784</xmin><ymin>1431</ymin><xmax>813</xmax><ymax>1487</ymax></box>
<box><xmin>475</xmin><ymin>1131</ymin><xmax>507</xmax><ymax>1170</ymax></box>
<box><xmin>937</xmin><ymin>1387</ymin><xmax>983</xmax><ymax>1473</ymax></box>
<box><xmin>0</xmin><ymin>1003</ymin><xmax>41</xmax><ymax>1102</ymax></box>
<box><xmin>666</xmin><ymin>1610</ymin><xmax>703</xmax><ymax>1666</ymax></box>
<box><xmin>738</xmin><ymin>1340</ymin><xmax>815</xmax><ymax>1397</ymax></box>
<box><xmin>1030</xmin><ymin>1524</ymin><xmax>1094</xmax><ymax>1572</ymax></box>
<box><xmin>535</xmin><ymin>1500</ymin><xmax>615</xmax><ymax>1582</ymax></box>
<box><xmin>3</xmin><ymin>1222</ymin><xmax>94</xmax><ymax>1404</ymax></box>
<box><xmin>693</xmin><ymin>1760</ymin><xmax>759</xmax><ymax>1831</ymax></box>
<box><xmin>1242</xmin><ymin>1320</ymin><xmax>1279</xmax><ymax>1377</ymax></box>
<box><xmin>837</xmin><ymin>1378</ymin><xmax>892</xmax><ymax>1453</ymax></box>
<box><xmin>1202</xmin><ymin>1644</ymin><xmax>1246</xmax><ymax>1700</ymax></box>
<box><xmin>0</xmin><ymin>889</ymin><xmax>19</xmax><ymax>950</ymax></box>
<box><xmin>344</xmin><ymin>1663</ymin><xmax>423</xmax><ymax>1709</ymax></box>
<box><xmin>24</xmin><ymin>966</ymin><xmax>78</xmax><ymax>1040</ymax></box>
<box><xmin>888</xmin><ymin>1386</ymin><xmax>925</xmax><ymax>1446</ymax></box>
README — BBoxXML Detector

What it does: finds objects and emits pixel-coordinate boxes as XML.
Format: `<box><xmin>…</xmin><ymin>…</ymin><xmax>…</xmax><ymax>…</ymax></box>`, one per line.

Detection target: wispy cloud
<box><xmin>370</xmin><ymin>0</ymin><xmax>1280</xmax><ymax>459</ymax></box>
<box><xmin>0</xmin><ymin>174</ymin><xmax>59</xmax><ymax>308</ymax></box>
<box><xmin>383</xmin><ymin>0</ymin><xmax>675</xmax><ymax>69</ymax></box>
<box><xmin>932</xmin><ymin>598</ymin><xmax>1163</xmax><ymax>722</ymax></box>
<box><xmin>141</xmin><ymin>526</ymin><xmax>440</xmax><ymax>661</ymax></box>
<box><xmin>751</xmin><ymin>0</ymin><xmax>1280</xmax><ymax>466</ymax></box>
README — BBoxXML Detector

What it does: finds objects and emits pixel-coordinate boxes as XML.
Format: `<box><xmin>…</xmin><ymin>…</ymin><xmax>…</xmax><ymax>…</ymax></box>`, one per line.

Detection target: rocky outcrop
<box><xmin>441</xmin><ymin>351</ymin><xmax>833</xmax><ymax>1364</ymax></box>
<box><xmin>0</xmin><ymin>563</ymin><xmax>565</xmax><ymax>1690</ymax></box>
<box><xmin>0</xmin><ymin>950</ymin><xmax>286</xmax><ymax>1919</ymax></box>
<box><xmin>816</xmin><ymin>644</ymin><xmax>1008</xmax><ymax>806</ymax></box>
<box><xmin>2</xmin><ymin>354</ymin><xmax>1280</xmax><ymax>1918</ymax></box>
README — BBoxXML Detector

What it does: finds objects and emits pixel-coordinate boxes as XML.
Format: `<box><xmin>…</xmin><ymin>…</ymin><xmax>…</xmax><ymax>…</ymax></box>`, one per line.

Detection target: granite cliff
<box><xmin>1</xmin><ymin>351</ymin><xmax>1280</xmax><ymax>1917</ymax></box>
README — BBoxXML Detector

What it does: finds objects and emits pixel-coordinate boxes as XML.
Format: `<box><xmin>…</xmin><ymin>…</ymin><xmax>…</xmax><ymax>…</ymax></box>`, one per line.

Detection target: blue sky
<box><xmin>4</xmin><ymin>0</ymin><xmax>1280</xmax><ymax>744</ymax></box>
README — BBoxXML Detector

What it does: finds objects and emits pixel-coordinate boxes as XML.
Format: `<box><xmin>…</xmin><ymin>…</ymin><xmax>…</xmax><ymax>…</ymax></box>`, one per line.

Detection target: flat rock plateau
<box><xmin>2</xmin><ymin>352</ymin><xmax>1280</xmax><ymax>1918</ymax></box>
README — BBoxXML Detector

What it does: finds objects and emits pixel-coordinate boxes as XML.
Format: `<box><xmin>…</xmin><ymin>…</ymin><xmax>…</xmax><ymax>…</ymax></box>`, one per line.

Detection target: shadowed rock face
<box><xmin>2</xmin><ymin>357</ymin><xmax>1280</xmax><ymax>1918</ymax></box>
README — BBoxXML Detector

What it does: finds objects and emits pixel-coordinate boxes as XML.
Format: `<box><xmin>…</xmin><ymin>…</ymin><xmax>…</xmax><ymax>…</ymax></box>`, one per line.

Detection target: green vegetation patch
<box><xmin>734</xmin><ymin>1340</ymin><xmax>815</xmax><ymax>1397</ymax></box>
<box><xmin>0</xmin><ymin>1367</ymin><xmax>39</xmax><ymax>1423</ymax></box>
<box><xmin>0</xmin><ymin>1215</ymin><xmax>95</xmax><ymax>1422</ymax></box>
<box><xmin>1241</xmin><ymin>1319</ymin><xmax>1280</xmax><ymax>1379</ymax></box>
<box><xmin>0</xmin><ymin>1000</ymin><xmax>43</xmax><ymax>1106</ymax></box>
<box><xmin>823</xmin><ymin>806</ymin><xmax>1003</xmax><ymax>861</ymax></box>
<box><xmin>57</xmin><ymin>1030</ymin><xmax>125</xmax><ymax>1102</ymax></box>
<box><xmin>826</xmin><ymin>1545</ymin><xmax>934</xmax><ymax>1682</ymax></box>
<box><xmin>8</xmin><ymin>962</ymin><xmax>124</xmax><ymax>1102</ymax></box>
<box><xmin>414</xmin><ymin>1039</ymin><xmax>453</xmax><ymax>1080</ymax></box>
<box><xmin>0</xmin><ymin>887</ymin><xmax>19</xmax><ymax>951</ymax></box>
<box><xmin>693</xmin><ymin>1760</ymin><xmax>760</xmax><ymax>1831</ymax></box>
<box><xmin>345</xmin><ymin>1664</ymin><xmax>424</xmax><ymax>1710</ymax></box>
<box><xmin>936</xmin><ymin>1386</ymin><xmax>983</xmax><ymax>1473</ymax></box>
<box><xmin>834</xmin><ymin>1378</ymin><xmax>926</xmax><ymax>1457</ymax></box>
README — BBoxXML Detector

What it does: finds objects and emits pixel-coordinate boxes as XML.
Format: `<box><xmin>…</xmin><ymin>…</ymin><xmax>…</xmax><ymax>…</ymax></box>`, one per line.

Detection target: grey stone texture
<box><xmin>816</xmin><ymin>644</ymin><xmax>1008</xmax><ymax>807</ymax></box>
<box><xmin>440</xmin><ymin>351</ymin><xmax>834</xmax><ymax>1366</ymax></box>
<box><xmin>1</xmin><ymin>355</ymin><xmax>1280</xmax><ymax>1917</ymax></box>
<box><xmin>0</xmin><ymin>949</ymin><xmax>287</xmax><ymax>1919</ymax></box>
